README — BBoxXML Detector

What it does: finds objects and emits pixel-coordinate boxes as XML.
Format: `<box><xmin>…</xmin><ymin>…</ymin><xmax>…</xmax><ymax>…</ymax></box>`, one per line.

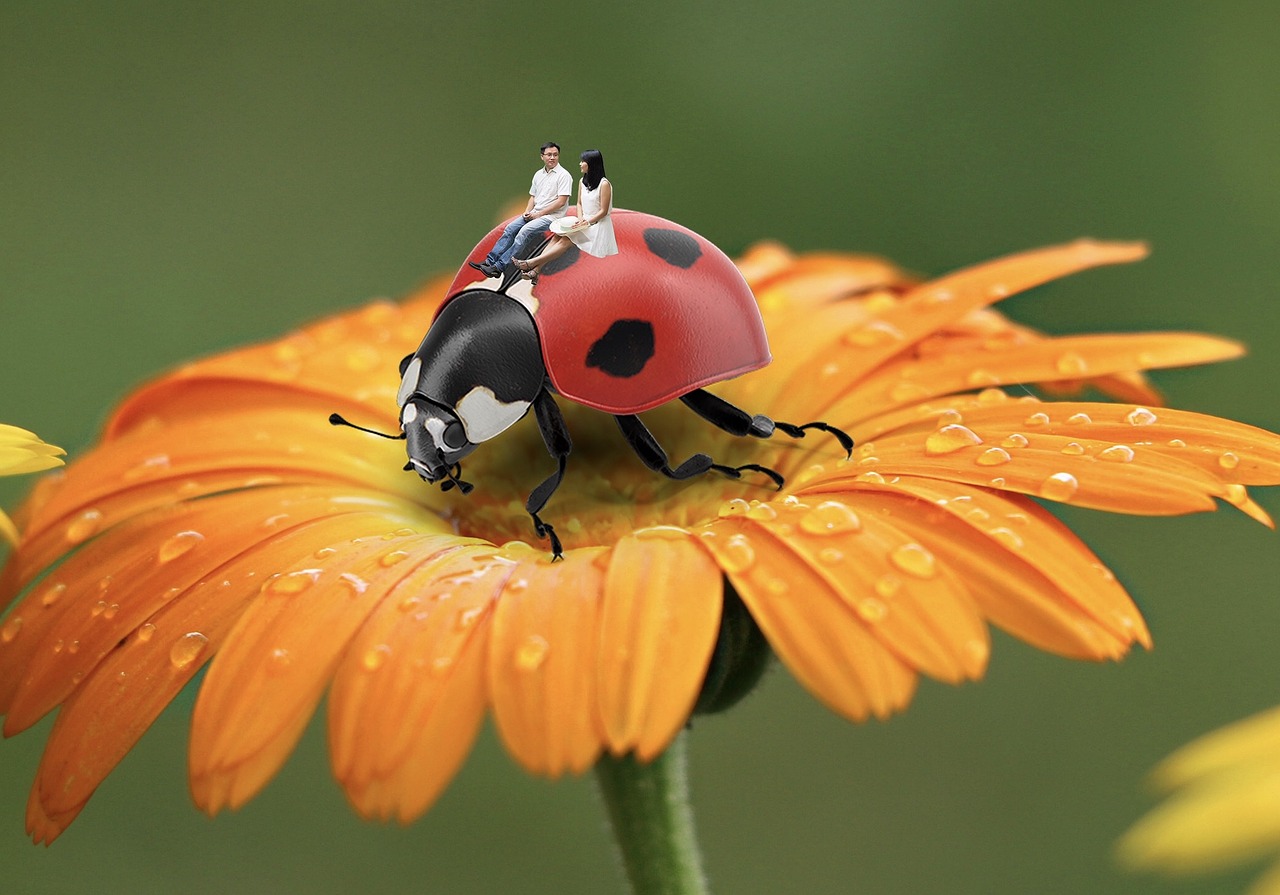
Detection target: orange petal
<box><xmin>718</xmin><ymin>496</ymin><xmax>988</xmax><ymax>684</ymax></box>
<box><xmin>23</xmin><ymin>508</ymin><xmax>403</xmax><ymax>843</ymax></box>
<box><xmin>487</xmin><ymin>547</ymin><xmax>609</xmax><ymax>776</ymax></box>
<box><xmin>699</xmin><ymin>518</ymin><xmax>918</xmax><ymax>722</ymax></box>
<box><xmin>329</xmin><ymin>544</ymin><xmax>512</xmax><ymax>822</ymax></box>
<box><xmin>2</xmin><ymin>487</ymin><xmax>432</xmax><ymax>730</ymax></box>
<box><xmin>187</xmin><ymin>531</ymin><xmax>465</xmax><ymax>815</ymax></box>
<box><xmin>597</xmin><ymin>530</ymin><xmax>722</xmax><ymax>760</ymax></box>
<box><xmin>807</xmin><ymin>477</ymin><xmax>1148</xmax><ymax>659</ymax></box>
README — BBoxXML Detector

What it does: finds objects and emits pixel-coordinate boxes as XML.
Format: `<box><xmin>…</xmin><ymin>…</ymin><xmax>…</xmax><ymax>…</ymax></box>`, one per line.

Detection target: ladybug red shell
<box><xmin>442</xmin><ymin>209</ymin><xmax>771</xmax><ymax>413</ymax></box>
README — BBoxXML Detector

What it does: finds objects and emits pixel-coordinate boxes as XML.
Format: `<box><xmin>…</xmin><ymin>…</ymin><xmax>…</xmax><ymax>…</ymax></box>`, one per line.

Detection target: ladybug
<box><xmin>332</xmin><ymin>210</ymin><xmax>851</xmax><ymax>557</ymax></box>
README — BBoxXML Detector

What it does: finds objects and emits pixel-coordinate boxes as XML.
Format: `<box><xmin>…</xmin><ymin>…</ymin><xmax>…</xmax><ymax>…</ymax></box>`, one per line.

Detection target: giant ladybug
<box><xmin>332</xmin><ymin>210</ymin><xmax>851</xmax><ymax>557</ymax></box>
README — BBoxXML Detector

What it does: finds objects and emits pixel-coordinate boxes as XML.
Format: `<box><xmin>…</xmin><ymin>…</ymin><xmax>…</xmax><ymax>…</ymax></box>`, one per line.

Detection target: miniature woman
<box><xmin>514</xmin><ymin>149</ymin><xmax>617</xmax><ymax>277</ymax></box>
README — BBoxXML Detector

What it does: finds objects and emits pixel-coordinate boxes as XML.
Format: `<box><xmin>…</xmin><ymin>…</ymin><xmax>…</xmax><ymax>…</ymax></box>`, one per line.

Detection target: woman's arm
<box><xmin>589</xmin><ymin>179</ymin><xmax>613</xmax><ymax>225</ymax></box>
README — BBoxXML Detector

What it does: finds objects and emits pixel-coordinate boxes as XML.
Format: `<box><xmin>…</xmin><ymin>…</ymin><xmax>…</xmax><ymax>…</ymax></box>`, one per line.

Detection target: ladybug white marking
<box><xmin>455</xmin><ymin>386</ymin><xmax>530</xmax><ymax>443</ymax></box>
<box><xmin>397</xmin><ymin>357</ymin><xmax>422</xmax><ymax>407</ymax></box>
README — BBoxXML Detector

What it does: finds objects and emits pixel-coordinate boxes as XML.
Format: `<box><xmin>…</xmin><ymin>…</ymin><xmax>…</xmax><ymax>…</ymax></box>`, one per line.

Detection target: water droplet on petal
<box><xmin>989</xmin><ymin>476</ymin><xmax>1007</xmax><ymax>487</ymax></box>
<box><xmin>1056</xmin><ymin>353</ymin><xmax>1089</xmax><ymax>376</ymax></box>
<box><xmin>719</xmin><ymin>533</ymin><xmax>756</xmax><ymax>573</ymax></box>
<box><xmin>874</xmin><ymin>575</ymin><xmax>902</xmax><ymax>598</ymax></box>
<box><xmin>988</xmin><ymin>527</ymin><xmax>1024</xmax><ymax>550</ymax></box>
<box><xmin>103</xmin><ymin>603</ymin><xmax>119</xmax><ymax>620</ymax></box>
<box><xmin>1099</xmin><ymin>444</ymin><xmax>1135</xmax><ymax>463</ymax></box>
<box><xmin>938</xmin><ymin>409</ymin><xmax>964</xmax><ymax>426</ymax></box>
<box><xmin>1126</xmin><ymin>407</ymin><xmax>1158</xmax><ymax>426</ymax></box>
<box><xmin>1024</xmin><ymin>412</ymin><xmax>1051</xmax><ymax>427</ymax></box>
<box><xmin>136</xmin><ymin>623</ymin><xmax>157</xmax><ymax>643</ymax></box>
<box><xmin>1066</xmin><ymin>412</ymin><xmax>1093</xmax><ymax>426</ymax></box>
<box><xmin>925</xmin><ymin>424</ymin><xmax>984</xmax><ymax>455</ymax></box>
<box><xmin>1</xmin><ymin>616</ymin><xmax>23</xmax><ymax>643</ymax></box>
<box><xmin>718</xmin><ymin>498</ymin><xmax>750</xmax><ymax>518</ymax></box>
<box><xmin>39</xmin><ymin>582</ymin><xmax>67</xmax><ymax>607</ymax></box>
<box><xmin>844</xmin><ymin>321</ymin><xmax>904</xmax><ymax>347</ymax></box>
<box><xmin>857</xmin><ymin>598</ymin><xmax>889</xmax><ymax>622</ymax></box>
<box><xmin>456</xmin><ymin>606</ymin><xmax>485</xmax><ymax>631</ymax></box>
<box><xmin>65</xmin><ymin>509</ymin><xmax>104</xmax><ymax>544</ymax></box>
<box><xmin>1060</xmin><ymin>442</ymin><xmax>1086</xmax><ymax>456</ymax></box>
<box><xmin>976</xmin><ymin>447</ymin><xmax>1011</xmax><ymax>466</ymax></box>
<box><xmin>976</xmin><ymin>388</ymin><xmax>1007</xmax><ymax>405</ymax></box>
<box><xmin>1002</xmin><ymin>433</ymin><xmax>1030</xmax><ymax>448</ymax></box>
<box><xmin>1219</xmin><ymin>451</ymin><xmax>1240</xmax><ymax>470</ymax></box>
<box><xmin>1224</xmin><ymin>484</ymin><xmax>1249</xmax><ymax>507</ymax></box>
<box><xmin>338</xmin><ymin>573</ymin><xmax>369</xmax><ymax>596</ymax></box>
<box><xmin>818</xmin><ymin>547</ymin><xmax>844</xmax><ymax>565</ymax></box>
<box><xmin>800</xmin><ymin>501</ymin><xmax>862</xmax><ymax>536</ymax></box>
<box><xmin>1039</xmin><ymin>472</ymin><xmax>1079</xmax><ymax>501</ymax></box>
<box><xmin>514</xmin><ymin>635</ymin><xmax>550</xmax><ymax>672</ymax></box>
<box><xmin>889</xmin><ymin>543</ymin><xmax>937</xmax><ymax>579</ymax></box>
<box><xmin>1167</xmin><ymin>438</ymin><xmax>1187</xmax><ymax>448</ymax></box>
<box><xmin>966</xmin><ymin>369</ymin><xmax>1001</xmax><ymax>387</ymax></box>
<box><xmin>745</xmin><ymin>504</ymin><xmax>778</xmax><ymax>522</ymax></box>
<box><xmin>266</xmin><ymin>568</ymin><xmax>322</xmax><ymax>596</ymax></box>
<box><xmin>357</xmin><ymin>643</ymin><xmax>389</xmax><ymax>671</ymax></box>
<box><xmin>91</xmin><ymin>601</ymin><xmax>107</xmax><ymax>618</ymax></box>
<box><xmin>380</xmin><ymin>549</ymin><xmax>411</xmax><ymax>567</ymax></box>
<box><xmin>158</xmin><ymin>530</ymin><xmax>204</xmax><ymax>564</ymax></box>
<box><xmin>169</xmin><ymin>632</ymin><xmax>209</xmax><ymax>669</ymax></box>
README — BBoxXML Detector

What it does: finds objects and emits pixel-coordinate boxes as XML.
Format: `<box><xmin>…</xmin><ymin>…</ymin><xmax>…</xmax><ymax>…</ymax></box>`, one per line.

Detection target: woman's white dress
<box><xmin>570</xmin><ymin>179</ymin><xmax>618</xmax><ymax>258</ymax></box>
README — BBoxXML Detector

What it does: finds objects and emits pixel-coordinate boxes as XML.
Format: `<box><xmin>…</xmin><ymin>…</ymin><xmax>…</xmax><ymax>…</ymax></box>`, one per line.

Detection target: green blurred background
<box><xmin>3</xmin><ymin>2</ymin><xmax>1278</xmax><ymax>893</ymax></box>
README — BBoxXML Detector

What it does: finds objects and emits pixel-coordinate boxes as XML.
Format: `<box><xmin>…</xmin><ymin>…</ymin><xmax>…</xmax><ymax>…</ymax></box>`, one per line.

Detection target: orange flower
<box><xmin>3</xmin><ymin>238</ymin><xmax>1279</xmax><ymax>845</ymax></box>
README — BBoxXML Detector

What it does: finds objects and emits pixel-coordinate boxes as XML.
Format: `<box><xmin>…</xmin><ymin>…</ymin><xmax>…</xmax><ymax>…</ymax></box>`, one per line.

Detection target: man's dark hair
<box><xmin>540</xmin><ymin>142</ymin><xmax>560</xmax><ymax>154</ymax></box>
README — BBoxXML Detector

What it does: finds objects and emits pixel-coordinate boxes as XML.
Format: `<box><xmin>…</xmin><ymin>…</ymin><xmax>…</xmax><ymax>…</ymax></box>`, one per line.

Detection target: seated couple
<box><xmin>471</xmin><ymin>145</ymin><xmax>617</xmax><ymax>280</ymax></box>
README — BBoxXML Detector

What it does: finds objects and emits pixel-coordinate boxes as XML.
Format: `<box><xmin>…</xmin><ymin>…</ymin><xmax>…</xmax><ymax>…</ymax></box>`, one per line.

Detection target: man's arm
<box><xmin>531</xmin><ymin>194</ymin><xmax>567</xmax><ymax>217</ymax></box>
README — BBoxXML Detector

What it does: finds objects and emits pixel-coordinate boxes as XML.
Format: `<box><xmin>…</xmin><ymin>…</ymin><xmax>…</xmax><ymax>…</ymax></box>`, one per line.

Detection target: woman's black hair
<box><xmin>580</xmin><ymin>149</ymin><xmax>606</xmax><ymax>191</ymax></box>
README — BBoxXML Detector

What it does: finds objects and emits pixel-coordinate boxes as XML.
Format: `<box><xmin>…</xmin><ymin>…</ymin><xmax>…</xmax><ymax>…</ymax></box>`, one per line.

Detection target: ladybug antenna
<box><xmin>328</xmin><ymin>412</ymin><xmax>406</xmax><ymax>440</ymax></box>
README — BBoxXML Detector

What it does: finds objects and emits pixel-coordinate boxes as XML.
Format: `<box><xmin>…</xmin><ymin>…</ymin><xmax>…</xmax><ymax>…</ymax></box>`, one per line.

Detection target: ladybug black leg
<box><xmin>614</xmin><ymin>414</ymin><xmax>784</xmax><ymax>490</ymax></box>
<box><xmin>679</xmin><ymin>389</ymin><xmax>854</xmax><ymax>458</ymax></box>
<box><xmin>527</xmin><ymin>388</ymin><xmax>572</xmax><ymax>560</ymax></box>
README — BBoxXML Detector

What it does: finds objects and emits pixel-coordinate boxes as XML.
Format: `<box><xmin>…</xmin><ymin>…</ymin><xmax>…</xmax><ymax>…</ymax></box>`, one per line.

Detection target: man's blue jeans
<box><xmin>485</xmin><ymin>215</ymin><xmax>553</xmax><ymax>267</ymax></box>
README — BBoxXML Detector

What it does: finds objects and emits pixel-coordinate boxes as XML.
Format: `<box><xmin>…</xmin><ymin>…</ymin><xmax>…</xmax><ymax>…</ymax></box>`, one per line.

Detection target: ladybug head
<box><xmin>400</xmin><ymin>397</ymin><xmax>477</xmax><ymax>492</ymax></box>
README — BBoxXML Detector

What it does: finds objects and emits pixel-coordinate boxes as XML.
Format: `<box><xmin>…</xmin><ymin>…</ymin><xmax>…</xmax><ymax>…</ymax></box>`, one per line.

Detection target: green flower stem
<box><xmin>594</xmin><ymin>733</ymin><xmax>710</xmax><ymax>895</ymax></box>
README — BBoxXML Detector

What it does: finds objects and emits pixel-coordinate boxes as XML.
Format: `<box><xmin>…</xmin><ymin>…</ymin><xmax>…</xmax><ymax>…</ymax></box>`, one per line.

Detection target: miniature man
<box><xmin>472</xmin><ymin>143</ymin><xmax>573</xmax><ymax>277</ymax></box>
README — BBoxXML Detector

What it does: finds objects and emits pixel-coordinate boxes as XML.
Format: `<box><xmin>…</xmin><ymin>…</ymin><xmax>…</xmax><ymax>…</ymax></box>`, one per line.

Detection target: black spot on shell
<box><xmin>643</xmin><ymin>228</ymin><xmax>702</xmax><ymax>269</ymax></box>
<box><xmin>586</xmin><ymin>320</ymin><xmax>656</xmax><ymax>378</ymax></box>
<box><xmin>542</xmin><ymin>244</ymin><xmax>581</xmax><ymax>276</ymax></box>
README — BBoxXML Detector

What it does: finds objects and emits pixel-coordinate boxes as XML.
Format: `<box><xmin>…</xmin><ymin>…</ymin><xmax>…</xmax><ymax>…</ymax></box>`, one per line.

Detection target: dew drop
<box><xmin>634</xmin><ymin>525</ymin><xmax>690</xmax><ymax>541</ymax></box>
<box><xmin>514</xmin><ymin>635</ymin><xmax>551</xmax><ymax>672</ymax></box>
<box><xmin>158</xmin><ymin>530</ymin><xmax>204</xmax><ymax>564</ymax></box>
<box><xmin>800</xmin><ymin>501</ymin><xmax>862</xmax><ymax>536</ymax></box>
<box><xmin>1126</xmin><ymin>407</ymin><xmax>1158</xmax><ymax>426</ymax></box>
<box><xmin>874</xmin><ymin>575</ymin><xmax>902</xmax><ymax>598</ymax></box>
<box><xmin>858</xmin><ymin>471</ymin><xmax>886</xmax><ymax>484</ymax></box>
<box><xmin>65</xmin><ymin>509</ymin><xmax>104</xmax><ymax>544</ymax></box>
<box><xmin>1060</xmin><ymin>442</ymin><xmax>1086</xmax><ymax>456</ymax></box>
<box><xmin>39</xmin><ymin>582</ymin><xmax>67</xmax><ymax>608</ymax></box>
<box><xmin>925</xmin><ymin>424</ymin><xmax>984</xmax><ymax>455</ymax></box>
<box><xmin>976</xmin><ymin>387</ymin><xmax>1008</xmax><ymax>405</ymax></box>
<box><xmin>965</xmin><ymin>507</ymin><xmax>991</xmax><ymax>523</ymax></box>
<box><xmin>889</xmin><ymin>543</ymin><xmax>937</xmax><ymax>579</ymax></box>
<box><xmin>989</xmin><ymin>476</ymin><xmax>1007</xmax><ymax>487</ymax></box>
<box><xmin>1099</xmin><ymin>444</ymin><xmax>1135</xmax><ymax>463</ymax></box>
<box><xmin>136</xmin><ymin>623</ymin><xmax>157</xmax><ymax>643</ymax></box>
<box><xmin>719</xmin><ymin>534</ymin><xmax>756</xmax><ymax>573</ymax></box>
<box><xmin>1219</xmin><ymin>451</ymin><xmax>1240</xmax><ymax>470</ymax></box>
<box><xmin>976</xmin><ymin>447</ymin><xmax>1012</xmax><ymax>467</ymax></box>
<box><xmin>1039</xmin><ymin>472</ymin><xmax>1079</xmax><ymax>501</ymax></box>
<box><xmin>1066</xmin><ymin>412</ymin><xmax>1093</xmax><ymax>426</ymax></box>
<box><xmin>1024</xmin><ymin>412</ymin><xmax>1051</xmax><ymax>427</ymax></box>
<box><xmin>91</xmin><ymin>601</ymin><xmax>107</xmax><ymax>618</ymax></box>
<box><xmin>844</xmin><ymin>320</ymin><xmax>904</xmax><ymax>347</ymax></box>
<box><xmin>1167</xmin><ymin>438</ymin><xmax>1187</xmax><ymax>448</ymax></box>
<box><xmin>1002</xmin><ymin>433</ymin><xmax>1030</xmax><ymax>448</ymax></box>
<box><xmin>266</xmin><ymin>568</ymin><xmax>322</xmax><ymax>596</ymax></box>
<box><xmin>314</xmin><ymin>546</ymin><xmax>338</xmax><ymax>559</ymax></box>
<box><xmin>1</xmin><ymin>616</ymin><xmax>23</xmax><ymax>643</ymax></box>
<box><xmin>765</xmin><ymin>577</ymin><xmax>789</xmax><ymax>595</ymax></box>
<box><xmin>966</xmin><ymin>369</ymin><xmax>1001</xmax><ymax>387</ymax></box>
<box><xmin>67</xmin><ymin>639</ymin><xmax>81</xmax><ymax>654</ymax></box>
<box><xmin>1056</xmin><ymin>353</ymin><xmax>1089</xmax><ymax>376</ymax></box>
<box><xmin>456</xmin><ymin>606</ymin><xmax>485</xmax><ymax>631</ymax></box>
<box><xmin>169</xmin><ymin>632</ymin><xmax>209</xmax><ymax>670</ymax></box>
<box><xmin>988</xmin><ymin>527</ymin><xmax>1024</xmax><ymax>550</ymax></box>
<box><xmin>817</xmin><ymin>547</ymin><xmax>844</xmax><ymax>565</ymax></box>
<box><xmin>745</xmin><ymin>503</ymin><xmax>778</xmax><ymax>522</ymax></box>
<box><xmin>1224</xmin><ymin>484</ymin><xmax>1249</xmax><ymax>507</ymax></box>
<box><xmin>398</xmin><ymin>595</ymin><xmax>423</xmax><ymax>613</ymax></box>
<box><xmin>362</xmin><ymin>644</ymin><xmax>391</xmax><ymax>671</ymax></box>
<box><xmin>380</xmin><ymin>549</ymin><xmax>411</xmax><ymax>567</ymax></box>
<box><xmin>938</xmin><ymin>409</ymin><xmax>964</xmax><ymax>426</ymax></box>
<box><xmin>103</xmin><ymin>602</ymin><xmax>120</xmax><ymax>620</ymax></box>
<box><xmin>856</xmin><ymin>598</ymin><xmax>889</xmax><ymax>623</ymax></box>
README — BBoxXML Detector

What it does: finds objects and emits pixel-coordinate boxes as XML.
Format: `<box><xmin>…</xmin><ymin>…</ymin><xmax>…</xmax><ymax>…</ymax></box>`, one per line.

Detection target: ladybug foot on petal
<box><xmin>773</xmin><ymin>420</ymin><xmax>855</xmax><ymax>458</ymax></box>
